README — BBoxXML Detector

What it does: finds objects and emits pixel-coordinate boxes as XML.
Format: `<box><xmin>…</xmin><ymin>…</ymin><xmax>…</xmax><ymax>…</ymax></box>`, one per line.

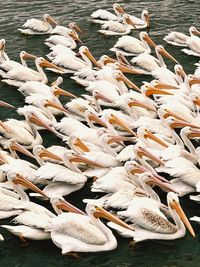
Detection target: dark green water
<box><xmin>1</xmin><ymin>0</ymin><xmax>200</xmax><ymax>266</ymax></box>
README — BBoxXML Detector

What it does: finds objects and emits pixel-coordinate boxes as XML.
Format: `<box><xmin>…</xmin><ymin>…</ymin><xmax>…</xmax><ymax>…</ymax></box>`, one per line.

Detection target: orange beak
<box><xmin>170</xmin><ymin>200</ymin><xmax>195</xmax><ymax>237</ymax></box>
<box><xmin>0</xmin><ymin>100</ymin><xmax>15</xmax><ymax>109</ymax></box>
<box><xmin>108</xmin><ymin>114</ymin><xmax>137</xmax><ymax>136</ymax></box>
<box><xmin>94</xmin><ymin>206</ymin><xmax>134</xmax><ymax>231</ymax></box>
<box><xmin>56</xmin><ymin>199</ymin><xmax>86</xmax><ymax>215</ymax></box>
<box><xmin>13</xmin><ymin>174</ymin><xmax>49</xmax><ymax>199</ymax></box>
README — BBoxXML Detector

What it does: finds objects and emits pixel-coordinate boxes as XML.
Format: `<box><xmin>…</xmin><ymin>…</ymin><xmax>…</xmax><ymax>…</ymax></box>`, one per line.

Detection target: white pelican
<box><xmin>44</xmin><ymin>30</ymin><xmax>82</xmax><ymax>49</ymax></box>
<box><xmin>46</xmin><ymin>201</ymin><xmax>133</xmax><ymax>254</ymax></box>
<box><xmin>48</xmin><ymin>46</ymin><xmax>101</xmax><ymax>73</ymax></box>
<box><xmin>164</xmin><ymin>26</ymin><xmax>200</xmax><ymax>47</ymax></box>
<box><xmin>32</xmin><ymin>145</ymin><xmax>88</xmax><ymax>197</ymax></box>
<box><xmin>110</xmin><ymin>31</ymin><xmax>156</xmax><ymax>56</ymax></box>
<box><xmin>90</xmin><ymin>3</ymin><xmax>124</xmax><ymax>24</ymax></box>
<box><xmin>131</xmin><ymin>45</ymin><xmax>179</xmax><ymax>75</ymax></box>
<box><xmin>108</xmin><ymin>192</ymin><xmax>195</xmax><ymax>242</ymax></box>
<box><xmin>128</xmin><ymin>10</ymin><xmax>150</xmax><ymax>29</ymax></box>
<box><xmin>0</xmin><ymin>57</ymin><xmax>64</xmax><ymax>87</ymax></box>
<box><xmin>18</xmin><ymin>14</ymin><xmax>58</xmax><ymax>35</ymax></box>
<box><xmin>0</xmin><ymin>110</ymin><xmax>59</xmax><ymax>149</ymax></box>
<box><xmin>98</xmin><ymin>14</ymin><xmax>135</xmax><ymax>36</ymax></box>
<box><xmin>51</xmin><ymin>22</ymin><xmax>84</xmax><ymax>37</ymax></box>
<box><xmin>182</xmin><ymin>30</ymin><xmax>200</xmax><ymax>57</ymax></box>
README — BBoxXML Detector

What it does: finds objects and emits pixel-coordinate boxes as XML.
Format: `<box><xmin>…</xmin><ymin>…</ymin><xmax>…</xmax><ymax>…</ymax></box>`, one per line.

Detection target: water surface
<box><xmin>0</xmin><ymin>1</ymin><xmax>200</xmax><ymax>266</ymax></box>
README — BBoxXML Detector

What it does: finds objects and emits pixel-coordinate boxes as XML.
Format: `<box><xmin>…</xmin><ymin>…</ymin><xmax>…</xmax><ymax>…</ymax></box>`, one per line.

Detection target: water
<box><xmin>0</xmin><ymin>0</ymin><xmax>200</xmax><ymax>266</ymax></box>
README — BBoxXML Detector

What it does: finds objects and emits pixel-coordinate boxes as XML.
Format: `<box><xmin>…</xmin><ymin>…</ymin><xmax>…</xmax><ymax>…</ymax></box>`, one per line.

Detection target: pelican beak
<box><xmin>94</xmin><ymin>206</ymin><xmax>134</xmax><ymax>231</ymax></box>
<box><xmin>128</xmin><ymin>99</ymin><xmax>156</xmax><ymax>112</ymax></box>
<box><xmin>94</xmin><ymin>91</ymin><xmax>113</xmax><ymax>103</ymax></box>
<box><xmin>170</xmin><ymin>118</ymin><xmax>200</xmax><ymax>129</ymax></box>
<box><xmin>117</xmin><ymin>64</ymin><xmax>144</xmax><ymax>75</ymax></box>
<box><xmin>0</xmin><ymin>100</ymin><xmax>15</xmax><ymax>109</ymax></box>
<box><xmin>137</xmin><ymin>147</ymin><xmax>165</xmax><ymax>166</ymax></box>
<box><xmin>39</xmin><ymin>148</ymin><xmax>63</xmax><ymax>162</ymax></box>
<box><xmin>69</xmin><ymin>31</ymin><xmax>84</xmax><ymax>44</ymax></box>
<box><xmin>143</xmin><ymin>130</ymin><xmax>169</xmax><ymax>148</ymax></box>
<box><xmin>145</xmin><ymin>85</ymin><xmax>173</xmax><ymax>97</ymax></box>
<box><xmin>104</xmin><ymin>56</ymin><xmax>118</xmax><ymax>65</ymax></box>
<box><xmin>56</xmin><ymin>199</ymin><xmax>86</xmax><ymax>215</ymax></box>
<box><xmin>70</xmin><ymin>154</ymin><xmax>104</xmax><ymax>168</ymax></box>
<box><xmin>13</xmin><ymin>174</ymin><xmax>49</xmax><ymax>199</ymax></box>
<box><xmin>28</xmin><ymin>113</ymin><xmax>57</xmax><ymax>133</ymax></box>
<box><xmin>39</xmin><ymin>59</ymin><xmax>65</xmax><ymax>73</ymax></box>
<box><xmin>0</xmin><ymin>39</ymin><xmax>5</xmax><ymax>50</ymax></box>
<box><xmin>84</xmin><ymin>48</ymin><xmax>101</xmax><ymax>68</ymax></box>
<box><xmin>144</xmin><ymin>34</ymin><xmax>156</xmax><ymax>47</ymax></box>
<box><xmin>73</xmin><ymin>23</ymin><xmax>85</xmax><ymax>34</ymax></box>
<box><xmin>44</xmin><ymin>100</ymin><xmax>68</xmax><ymax>113</ymax></box>
<box><xmin>170</xmin><ymin>199</ymin><xmax>195</xmax><ymax>237</ymax></box>
<box><xmin>0</xmin><ymin>120</ymin><xmax>11</xmax><ymax>132</ymax></box>
<box><xmin>144</xmin><ymin>14</ymin><xmax>150</xmax><ymax>28</ymax></box>
<box><xmin>163</xmin><ymin>109</ymin><xmax>188</xmax><ymax>122</ymax></box>
<box><xmin>192</xmin><ymin>97</ymin><xmax>200</xmax><ymax>107</ymax></box>
<box><xmin>109</xmin><ymin>114</ymin><xmax>137</xmax><ymax>136</ymax></box>
<box><xmin>159</xmin><ymin>47</ymin><xmax>179</xmax><ymax>64</ymax></box>
<box><xmin>116</xmin><ymin>72</ymin><xmax>141</xmax><ymax>92</ymax></box>
<box><xmin>116</xmin><ymin>5</ymin><xmax>125</xmax><ymax>14</ymax></box>
<box><xmin>47</xmin><ymin>15</ymin><xmax>58</xmax><ymax>26</ymax></box>
<box><xmin>87</xmin><ymin>112</ymin><xmax>107</xmax><ymax>127</ymax></box>
<box><xmin>125</xmin><ymin>16</ymin><xmax>135</xmax><ymax>28</ymax></box>
<box><xmin>147</xmin><ymin>175</ymin><xmax>178</xmax><ymax>193</ymax></box>
<box><xmin>22</xmin><ymin>52</ymin><xmax>37</xmax><ymax>60</ymax></box>
<box><xmin>116</xmin><ymin>53</ymin><xmax>132</xmax><ymax>67</ymax></box>
<box><xmin>53</xmin><ymin>86</ymin><xmax>77</xmax><ymax>98</ymax></box>
<box><xmin>107</xmin><ymin>135</ymin><xmax>136</xmax><ymax>144</ymax></box>
<box><xmin>192</xmin><ymin>28</ymin><xmax>200</xmax><ymax>36</ymax></box>
<box><xmin>73</xmin><ymin>137</ymin><xmax>90</xmax><ymax>152</ymax></box>
<box><xmin>189</xmin><ymin>78</ymin><xmax>200</xmax><ymax>87</ymax></box>
<box><xmin>153</xmin><ymin>81</ymin><xmax>179</xmax><ymax>90</ymax></box>
<box><xmin>9</xmin><ymin>140</ymin><xmax>35</xmax><ymax>158</ymax></box>
<box><xmin>0</xmin><ymin>153</ymin><xmax>9</xmax><ymax>164</ymax></box>
<box><xmin>187</xmin><ymin>128</ymin><xmax>200</xmax><ymax>139</ymax></box>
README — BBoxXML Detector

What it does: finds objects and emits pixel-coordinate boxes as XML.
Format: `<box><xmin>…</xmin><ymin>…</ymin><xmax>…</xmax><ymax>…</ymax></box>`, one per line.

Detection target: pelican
<box><xmin>110</xmin><ymin>31</ymin><xmax>156</xmax><ymax>56</ymax></box>
<box><xmin>131</xmin><ymin>45</ymin><xmax>179</xmax><ymax>75</ymax></box>
<box><xmin>164</xmin><ymin>26</ymin><xmax>200</xmax><ymax>47</ymax></box>
<box><xmin>90</xmin><ymin>3</ymin><xmax>124</xmax><ymax>24</ymax></box>
<box><xmin>46</xmin><ymin>201</ymin><xmax>133</xmax><ymax>254</ymax></box>
<box><xmin>0</xmin><ymin>110</ymin><xmax>59</xmax><ymax>149</ymax></box>
<box><xmin>128</xmin><ymin>9</ymin><xmax>150</xmax><ymax>29</ymax></box>
<box><xmin>44</xmin><ymin>30</ymin><xmax>82</xmax><ymax>49</ymax></box>
<box><xmin>47</xmin><ymin>46</ymin><xmax>101</xmax><ymax>73</ymax></box>
<box><xmin>182</xmin><ymin>30</ymin><xmax>200</xmax><ymax>57</ymax></box>
<box><xmin>18</xmin><ymin>14</ymin><xmax>58</xmax><ymax>35</ymax></box>
<box><xmin>32</xmin><ymin>145</ymin><xmax>88</xmax><ymax>197</ymax></box>
<box><xmin>0</xmin><ymin>57</ymin><xmax>64</xmax><ymax>87</ymax></box>
<box><xmin>51</xmin><ymin>22</ymin><xmax>84</xmax><ymax>37</ymax></box>
<box><xmin>98</xmin><ymin>14</ymin><xmax>135</xmax><ymax>36</ymax></box>
<box><xmin>0</xmin><ymin>39</ymin><xmax>9</xmax><ymax>62</ymax></box>
<box><xmin>108</xmin><ymin>192</ymin><xmax>195</xmax><ymax>242</ymax></box>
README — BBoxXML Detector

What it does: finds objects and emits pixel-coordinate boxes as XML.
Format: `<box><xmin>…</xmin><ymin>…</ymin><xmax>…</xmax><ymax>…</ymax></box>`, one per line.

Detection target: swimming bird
<box><xmin>46</xmin><ymin>201</ymin><xmax>133</xmax><ymax>254</ymax></box>
<box><xmin>164</xmin><ymin>26</ymin><xmax>200</xmax><ymax>47</ymax></box>
<box><xmin>90</xmin><ymin>3</ymin><xmax>124</xmax><ymax>24</ymax></box>
<box><xmin>108</xmin><ymin>192</ymin><xmax>195</xmax><ymax>242</ymax></box>
<box><xmin>18</xmin><ymin>14</ymin><xmax>58</xmax><ymax>35</ymax></box>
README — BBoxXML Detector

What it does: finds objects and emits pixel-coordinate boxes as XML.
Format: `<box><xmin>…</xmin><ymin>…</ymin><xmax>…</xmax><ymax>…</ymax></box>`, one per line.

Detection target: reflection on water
<box><xmin>0</xmin><ymin>0</ymin><xmax>200</xmax><ymax>266</ymax></box>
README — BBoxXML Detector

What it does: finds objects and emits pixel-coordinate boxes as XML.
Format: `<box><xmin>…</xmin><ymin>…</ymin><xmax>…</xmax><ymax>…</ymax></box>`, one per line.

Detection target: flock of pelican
<box><xmin>1</xmin><ymin>2</ymin><xmax>200</xmax><ymax>257</ymax></box>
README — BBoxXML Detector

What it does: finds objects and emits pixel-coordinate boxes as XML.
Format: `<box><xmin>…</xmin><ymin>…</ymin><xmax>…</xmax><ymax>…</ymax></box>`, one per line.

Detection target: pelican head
<box><xmin>113</xmin><ymin>3</ymin><xmax>125</xmax><ymax>15</ymax></box>
<box><xmin>140</xmin><ymin>31</ymin><xmax>156</xmax><ymax>47</ymax></box>
<box><xmin>69</xmin><ymin>22</ymin><xmax>84</xmax><ymax>34</ymax></box>
<box><xmin>78</xmin><ymin>46</ymin><xmax>101</xmax><ymax>68</ymax></box>
<box><xmin>156</xmin><ymin>45</ymin><xmax>179</xmax><ymax>64</ymax></box>
<box><xmin>189</xmin><ymin>26</ymin><xmax>200</xmax><ymax>36</ymax></box>
<box><xmin>44</xmin><ymin>14</ymin><xmax>58</xmax><ymax>26</ymax></box>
